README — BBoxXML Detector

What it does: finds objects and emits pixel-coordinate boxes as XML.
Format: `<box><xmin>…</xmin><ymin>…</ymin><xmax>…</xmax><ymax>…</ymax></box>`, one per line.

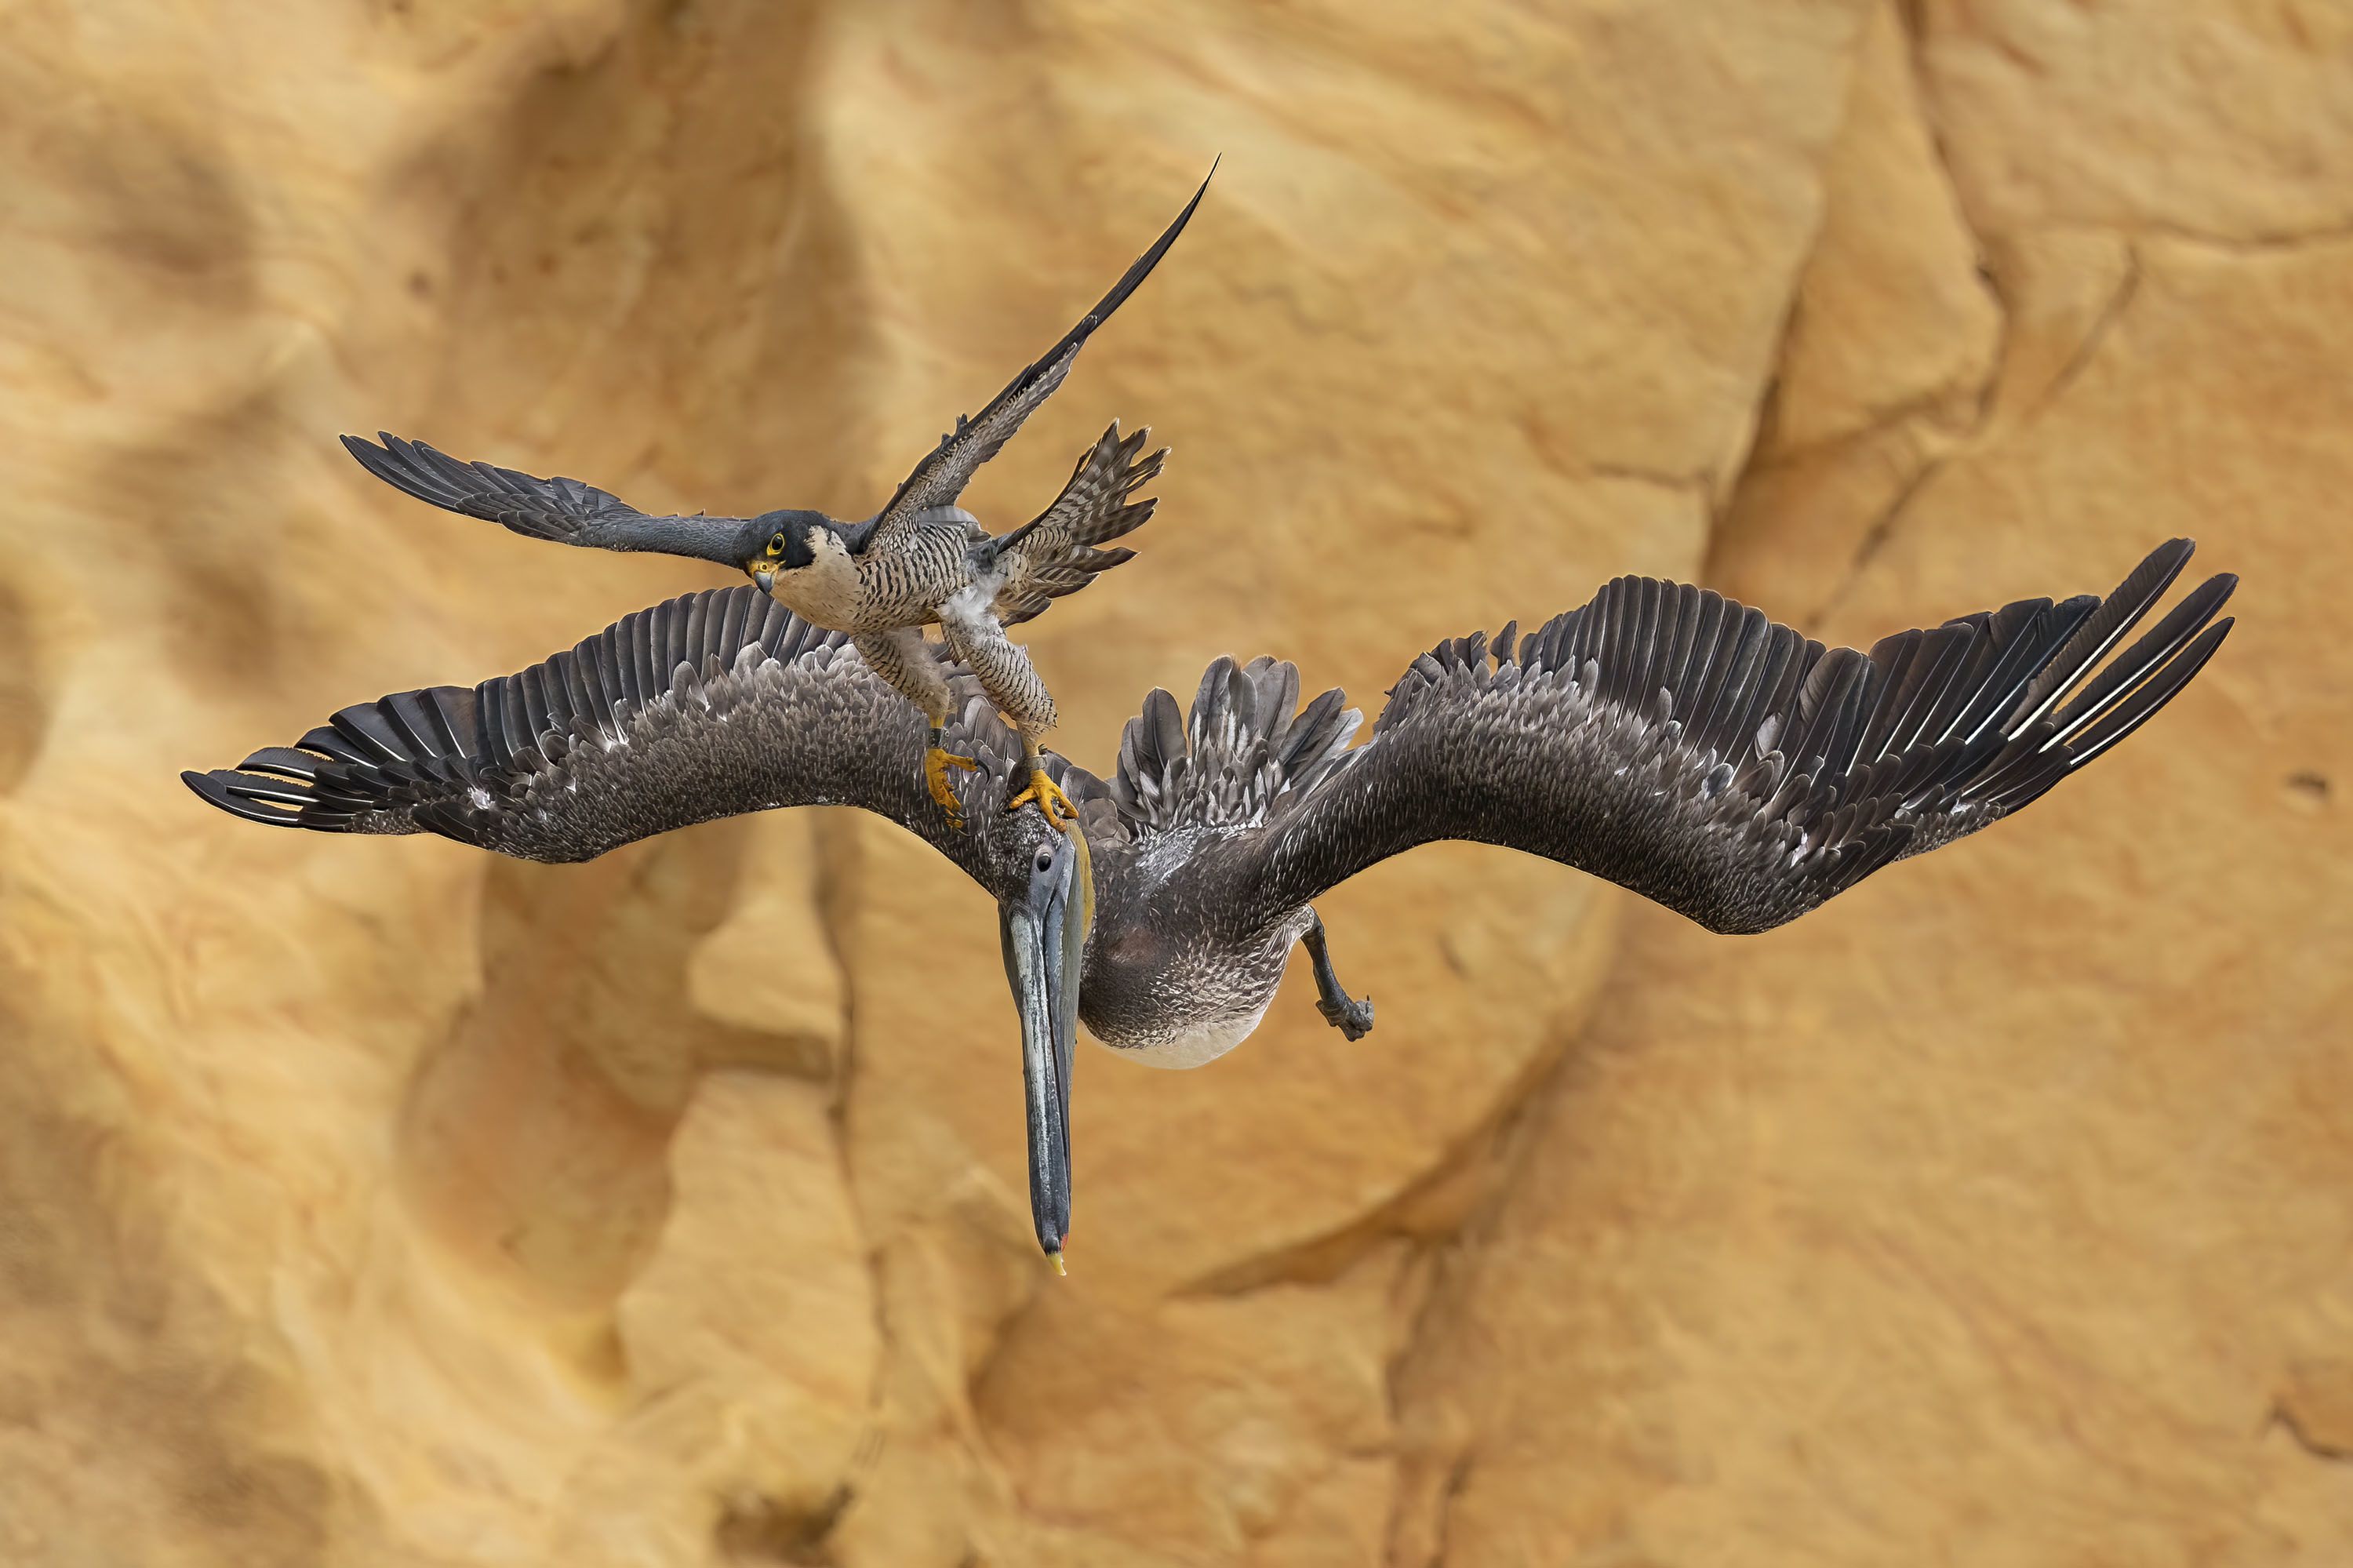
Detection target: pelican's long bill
<box><xmin>998</xmin><ymin>824</ymin><xmax>1092</xmax><ymax>1271</ymax></box>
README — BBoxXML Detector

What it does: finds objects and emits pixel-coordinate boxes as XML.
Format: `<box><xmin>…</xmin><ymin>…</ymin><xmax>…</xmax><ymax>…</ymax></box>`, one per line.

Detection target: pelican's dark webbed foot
<box><xmin>926</xmin><ymin>727</ymin><xmax>979</xmax><ymax>830</ymax></box>
<box><xmin>1302</xmin><ymin>911</ymin><xmax>1374</xmax><ymax>1041</ymax></box>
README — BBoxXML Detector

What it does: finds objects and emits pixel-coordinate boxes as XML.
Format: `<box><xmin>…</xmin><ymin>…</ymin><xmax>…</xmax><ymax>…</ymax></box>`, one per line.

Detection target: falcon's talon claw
<box><xmin>1006</xmin><ymin>768</ymin><xmax>1080</xmax><ymax>831</ymax></box>
<box><xmin>926</xmin><ymin>745</ymin><xmax>979</xmax><ymax>828</ymax></box>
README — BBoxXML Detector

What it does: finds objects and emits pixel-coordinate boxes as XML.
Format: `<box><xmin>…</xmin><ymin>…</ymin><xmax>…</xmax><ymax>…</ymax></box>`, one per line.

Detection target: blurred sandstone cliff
<box><xmin>2</xmin><ymin>2</ymin><xmax>2349</xmax><ymax>1564</ymax></box>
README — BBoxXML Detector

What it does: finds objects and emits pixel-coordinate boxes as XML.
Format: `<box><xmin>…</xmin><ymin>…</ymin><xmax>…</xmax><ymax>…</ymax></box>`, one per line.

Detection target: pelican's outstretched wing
<box><xmin>341</xmin><ymin>433</ymin><xmax>761</xmax><ymax>567</ymax></box>
<box><xmin>182</xmin><ymin>585</ymin><xmax>1023</xmax><ymax>880</ymax></box>
<box><xmin>848</xmin><ymin>164</ymin><xmax>1212</xmax><ymax>557</ymax></box>
<box><xmin>1108</xmin><ymin>541</ymin><xmax>2235</xmax><ymax>937</ymax></box>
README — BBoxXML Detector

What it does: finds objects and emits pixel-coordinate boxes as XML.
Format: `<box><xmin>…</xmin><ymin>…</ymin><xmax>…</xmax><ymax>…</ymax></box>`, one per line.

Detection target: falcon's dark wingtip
<box><xmin>340</xmin><ymin>430</ymin><xmax>473</xmax><ymax>515</ymax></box>
<box><xmin>1072</xmin><ymin>157</ymin><xmax>1217</xmax><ymax>342</ymax></box>
<box><xmin>1013</xmin><ymin>160</ymin><xmax>1218</xmax><ymax>406</ymax></box>
<box><xmin>339</xmin><ymin>430</ymin><xmax>397</xmax><ymax>482</ymax></box>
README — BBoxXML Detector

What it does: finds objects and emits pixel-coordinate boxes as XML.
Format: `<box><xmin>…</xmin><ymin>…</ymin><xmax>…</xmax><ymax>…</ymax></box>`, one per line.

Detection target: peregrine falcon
<box><xmin>340</xmin><ymin>166</ymin><xmax>1214</xmax><ymax>831</ymax></box>
<box><xmin>187</xmin><ymin>539</ymin><xmax>2237</xmax><ymax>1269</ymax></box>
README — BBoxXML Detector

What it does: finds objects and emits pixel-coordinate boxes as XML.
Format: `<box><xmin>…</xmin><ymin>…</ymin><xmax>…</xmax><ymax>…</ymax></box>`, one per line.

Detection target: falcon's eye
<box><xmin>766</xmin><ymin>533</ymin><xmax>787</xmax><ymax>558</ymax></box>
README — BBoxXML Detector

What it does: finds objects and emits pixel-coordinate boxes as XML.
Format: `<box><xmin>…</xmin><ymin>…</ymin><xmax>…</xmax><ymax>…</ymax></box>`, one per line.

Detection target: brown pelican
<box><xmin>339</xmin><ymin>166</ymin><xmax>1213</xmax><ymax>835</ymax></box>
<box><xmin>183</xmin><ymin>540</ymin><xmax>2235</xmax><ymax>1270</ymax></box>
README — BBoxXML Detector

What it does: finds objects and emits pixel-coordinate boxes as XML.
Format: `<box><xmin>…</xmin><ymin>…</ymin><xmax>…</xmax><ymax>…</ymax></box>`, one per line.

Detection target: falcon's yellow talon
<box><xmin>1006</xmin><ymin>768</ymin><xmax>1080</xmax><ymax>831</ymax></box>
<box><xmin>926</xmin><ymin>744</ymin><xmax>978</xmax><ymax>828</ymax></box>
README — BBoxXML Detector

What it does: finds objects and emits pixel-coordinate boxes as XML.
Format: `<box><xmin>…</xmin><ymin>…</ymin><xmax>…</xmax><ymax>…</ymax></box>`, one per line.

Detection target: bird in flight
<box><xmin>184</xmin><ymin>540</ymin><xmax>2235</xmax><ymax>1271</ymax></box>
<box><xmin>340</xmin><ymin>166</ymin><xmax>1217</xmax><ymax>835</ymax></box>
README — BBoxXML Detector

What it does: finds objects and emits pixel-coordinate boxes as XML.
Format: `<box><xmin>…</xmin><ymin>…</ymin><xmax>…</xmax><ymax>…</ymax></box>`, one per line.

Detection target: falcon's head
<box><xmin>745</xmin><ymin>510</ymin><xmax>848</xmax><ymax>597</ymax></box>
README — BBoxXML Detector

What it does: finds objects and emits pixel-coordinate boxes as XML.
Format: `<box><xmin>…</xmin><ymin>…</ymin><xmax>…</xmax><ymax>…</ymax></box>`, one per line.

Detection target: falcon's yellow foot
<box><xmin>925</xmin><ymin>739</ymin><xmax>979</xmax><ymax>829</ymax></box>
<box><xmin>1006</xmin><ymin>767</ymin><xmax>1080</xmax><ymax>831</ymax></box>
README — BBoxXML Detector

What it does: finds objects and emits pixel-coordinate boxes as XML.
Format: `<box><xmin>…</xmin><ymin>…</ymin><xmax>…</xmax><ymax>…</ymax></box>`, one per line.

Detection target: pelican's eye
<box><xmin>766</xmin><ymin>532</ymin><xmax>787</xmax><ymax>559</ymax></box>
<box><xmin>1034</xmin><ymin>846</ymin><xmax>1056</xmax><ymax>875</ymax></box>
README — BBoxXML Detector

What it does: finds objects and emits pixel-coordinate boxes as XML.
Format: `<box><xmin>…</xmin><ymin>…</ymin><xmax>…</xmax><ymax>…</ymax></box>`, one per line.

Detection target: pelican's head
<box><xmin>990</xmin><ymin>802</ymin><xmax>1095</xmax><ymax>1272</ymax></box>
<box><xmin>744</xmin><ymin>510</ymin><xmax>842</xmax><ymax>596</ymax></box>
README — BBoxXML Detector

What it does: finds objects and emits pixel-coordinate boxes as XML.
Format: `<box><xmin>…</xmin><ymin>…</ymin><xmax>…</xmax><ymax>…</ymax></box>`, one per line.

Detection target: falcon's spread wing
<box><xmin>850</xmin><ymin>165</ymin><xmax>1211</xmax><ymax>558</ymax></box>
<box><xmin>1104</xmin><ymin>541</ymin><xmax>2235</xmax><ymax>937</ymax></box>
<box><xmin>987</xmin><ymin>423</ymin><xmax>1166</xmax><ymax>625</ymax></box>
<box><xmin>343</xmin><ymin>433</ymin><xmax>760</xmax><ymax>567</ymax></box>
<box><xmin>181</xmin><ymin>586</ymin><xmax>1048</xmax><ymax>882</ymax></box>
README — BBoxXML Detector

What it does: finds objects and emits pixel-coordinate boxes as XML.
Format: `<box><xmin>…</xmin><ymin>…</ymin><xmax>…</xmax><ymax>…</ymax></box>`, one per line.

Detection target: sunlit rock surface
<box><xmin>1</xmin><ymin>2</ymin><xmax>2346</xmax><ymax>1564</ymax></box>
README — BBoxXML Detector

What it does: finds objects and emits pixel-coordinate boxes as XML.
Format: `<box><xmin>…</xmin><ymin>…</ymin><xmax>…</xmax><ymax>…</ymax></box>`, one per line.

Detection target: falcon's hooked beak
<box><xmin>749</xmin><ymin>562</ymin><xmax>777</xmax><ymax>595</ymax></box>
<box><xmin>998</xmin><ymin>821</ymin><xmax>1093</xmax><ymax>1273</ymax></box>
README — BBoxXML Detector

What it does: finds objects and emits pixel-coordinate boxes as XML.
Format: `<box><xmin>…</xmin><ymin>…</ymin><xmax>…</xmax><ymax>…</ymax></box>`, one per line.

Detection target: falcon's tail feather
<box><xmin>989</xmin><ymin>423</ymin><xmax>1166</xmax><ymax>625</ymax></box>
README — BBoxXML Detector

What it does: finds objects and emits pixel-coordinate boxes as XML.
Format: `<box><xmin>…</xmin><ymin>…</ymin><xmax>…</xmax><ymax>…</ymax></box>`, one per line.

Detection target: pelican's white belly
<box><xmin>1085</xmin><ymin>998</ymin><xmax>1274</xmax><ymax>1070</ymax></box>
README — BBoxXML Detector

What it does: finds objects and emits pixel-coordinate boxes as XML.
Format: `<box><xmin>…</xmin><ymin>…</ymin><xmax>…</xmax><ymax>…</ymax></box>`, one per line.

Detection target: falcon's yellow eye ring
<box><xmin>766</xmin><ymin>532</ymin><xmax>787</xmax><ymax>558</ymax></box>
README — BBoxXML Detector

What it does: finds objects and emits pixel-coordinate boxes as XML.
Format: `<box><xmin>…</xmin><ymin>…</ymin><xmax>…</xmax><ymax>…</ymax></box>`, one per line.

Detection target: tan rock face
<box><xmin>1</xmin><ymin>2</ymin><xmax>2345</xmax><ymax>1565</ymax></box>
